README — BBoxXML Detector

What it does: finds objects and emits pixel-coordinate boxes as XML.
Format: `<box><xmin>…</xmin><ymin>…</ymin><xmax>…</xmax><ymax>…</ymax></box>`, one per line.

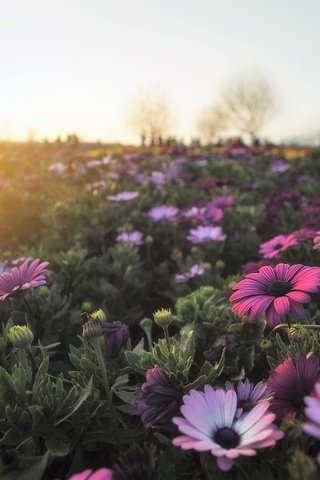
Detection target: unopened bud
<box><xmin>7</xmin><ymin>325</ymin><xmax>34</xmax><ymax>349</ymax></box>
<box><xmin>287</xmin><ymin>449</ymin><xmax>316</xmax><ymax>480</ymax></box>
<box><xmin>153</xmin><ymin>308</ymin><xmax>173</xmax><ymax>328</ymax></box>
<box><xmin>91</xmin><ymin>309</ymin><xmax>107</xmax><ymax>322</ymax></box>
<box><xmin>82</xmin><ymin>315</ymin><xmax>103</xmax><ymax>341</ymax></box>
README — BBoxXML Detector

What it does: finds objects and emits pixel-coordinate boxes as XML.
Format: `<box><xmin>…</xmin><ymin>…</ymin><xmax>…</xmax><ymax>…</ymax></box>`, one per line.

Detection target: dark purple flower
<box><xmin>134</xmin><ymin>368</ymin><xmax>183</xmax><ymax>428</ymax></box>
<box><xmin>112</xmin><ymin>443</ymin><xmax>158</xmax><ymax>480</ymax></box>
<box><xmin>101</xmin><ymin>322</ymin><xmax>130</xmax><ymax>359</ymax></box>
<box><xmin>267</xmin><ymin>354</ymin><xmax>320</xmax><ymax>420</ymax></box>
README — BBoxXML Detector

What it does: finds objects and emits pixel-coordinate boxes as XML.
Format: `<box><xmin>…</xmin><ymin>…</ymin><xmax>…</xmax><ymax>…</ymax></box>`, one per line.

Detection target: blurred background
<box><xmin>1</xmin><ymin>0</ymin><xmax>320</xmax><ymax>145</ymax></box>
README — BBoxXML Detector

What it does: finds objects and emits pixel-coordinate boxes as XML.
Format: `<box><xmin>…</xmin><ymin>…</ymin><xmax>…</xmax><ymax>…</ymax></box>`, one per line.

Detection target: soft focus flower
<box><xmin>86</xmin><ymin>180</ymin><xmax>107</xmax><ymax>191</ymax></box>
<box><xmin>116</xmin><ymin>231</ymin><xmax>143</xmax><ymax>246</ymax></box>
<box><xmin>0</xmin><ymin>258</ymin><xmax>49</xmax><ymax>301</ymax></box>
<box><xmin>86</xmin><ymin>159</ymin><xmax>102</xmax><ymax>168</ymax></box>
<box><xmin>48</xmin><ymin>162</ymin><xmax>67</xmax><ymax>175</ymax></box>
<box><xmin>187</xmin><ymin>225</ymin><xmax>226</xmax><ymax>244</ymax></box>
<box><xmin>225</xmin><ymin>379</ymin><xmax>270</xmax><ymax>416</ymax></box>
<box><xmin>174</xmin><ymin>264</ymin><xmax>204</xmax><ymax>283</ymax></box>
<box><xmin>313</xmin><ymin>231</ymin><xmax>320</xmax><ymax>250</ymax></box>
<box><xmin>268</xmin><ymin>354</ymin><xmax>319</xmax><ymax>420</ymax></box>
<box><xmin>101</xmin><ymin>322</ymin><xmax>130</xmax><ymax>359</ymax></box>
<box><xmin>259</xmin><ymin>234</ymin><xmax>298</xmax><ymax>259</ymax></box>
<box><xmin>172</xmin><ymin>386</ymin><xmax>283</xmax><ymax>471</ymax></box>
<box><xmin>241</xmin><ymin>260</ymin><xmax>271</xmax><ymax>274</ymax></box>
<box><xmin>271</xmin><ymin>159</ymin><xmax>290</xmax><ymax>174</ymax></box>
<box><xmin>112</xmin><ymin>443</ymin><xmax>158</xmax><ymax>480</ymax></box>
<box><xmin>292</xmin><ymin>228</ymin><xmax>318</xmax><ymax>243</ymax></box>
<box><xmin>303</xmin><ymin>382</ymin><xmax>320</xmax><ymax>438</ymax></box>
<box><xmin>230</xmin><ymin>263</ymin><xmax>320</xmax><ymax>327</ymax></box>
<box><xmin>265</xmin><ymin>188</ymin><xmax>301</xmax><ymax>220</ymax></box>
<box><xmin>148</xmin><ymin>205</ymin><xmax>179</xmax><ymax>221</ymax></box>
<box><xmin>209</xmin><ymin>196</ymin><xmax>234</xmax><ymax>208</ymax></box>
<box><xmin>134</xmin><ymin>368</ymin><xmax>183</xmax><ymax>428</ymax></box>
<box><xmin>203</xmin><ymin>205</ymin><xmax>223</xmax><ymax>222</ymax></box>
<box><xmin>106</xmin><ymin>191</ymin><xmax>139</xmax><ymax>202</ymax></box>
<box><xmin>200</xmin><ymin>176</ymin><xmax>218</xmax><ymax>189</ymax></box>
<box><xmin>68</xmin><ymin>468</ymin><xmax>113</xmax><ymax>480</ymax></box>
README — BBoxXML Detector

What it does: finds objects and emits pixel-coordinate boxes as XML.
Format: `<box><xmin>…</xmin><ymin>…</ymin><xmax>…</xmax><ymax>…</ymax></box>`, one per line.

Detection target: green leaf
<box><xmin>54</xmin><ymin>376</ymin><xmax>93</xmax><ymax>426</ymax></box>
<box><xmin>1</xmin><ymin>452</ymin><xmax>49</xmax><ymax>480</ymax></box>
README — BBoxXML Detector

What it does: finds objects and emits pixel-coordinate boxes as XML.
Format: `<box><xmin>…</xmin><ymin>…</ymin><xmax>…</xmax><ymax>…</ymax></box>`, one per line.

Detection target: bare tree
<box><xmin>220</xmin><ymin>72</ymin><xmax>277</xmax><ymax>143</ymax></box>
<box><xmin>196</xmin><ymin>105</ymin><xmax>227</xmax><ymax>144</ymax></box>
<box><xmin>128</xmin><ymin>89</ymin><xmax>173</xmax><ymax>146</ymax></box>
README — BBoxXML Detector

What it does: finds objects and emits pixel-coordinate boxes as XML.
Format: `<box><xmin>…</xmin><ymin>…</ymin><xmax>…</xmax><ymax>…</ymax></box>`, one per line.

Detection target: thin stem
<box><xmin>93</xmin><ymin>339</ymin><xmax>120</xmax><ymax>447</ymax></box>
<box><xmin>163</xmin><ymin>326</ymin><xmax>171</xmax><ymax>350</ymax></box>
<box><xmin>26</xmin><ymin>347</ymin><xmax>36</xmax><ymax>385</ymax></box>
<box><xmin>235</xmin><ymin>461</ymin><xmax>251</xmax><ymax>480</ymax></box>
<box><xmin>22</xmin><ymin>297</ymin><xmax>35</xmax><ymax>324</ymax></box>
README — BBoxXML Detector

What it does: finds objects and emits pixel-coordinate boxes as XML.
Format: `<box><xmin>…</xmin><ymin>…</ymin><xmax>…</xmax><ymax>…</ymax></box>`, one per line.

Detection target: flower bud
<box><xmin>82</xmin><ymin>316</ymin><xmax>103</xmax><ymax>341</ymax></box>
<box><xmin>101</xmin><ymin>321</ymin><xmax>130</xmax><ymax>359</ymax></box>
<box><xmin>7</xmin><ymin>325</ymin><xmax>34</xmax><ymax>349</ymax></box>
<box><xmin>140</xmin><ymin>317</ymin><xmax>153</xmax><ymax>335</ymax></box>
<box><xmin>91</xmin><ymin>309</ymin><xmax>107</xmax><ymax>322</ymax></box>
<box><xmin>153</xmin><ymin>308</ymin><xmax>173</xmax><ymax>329</ymax></box>
<box><xmin>145</xmin><ymin>235</ymin><xmax>154</xmax><ymax>245</ymax></box>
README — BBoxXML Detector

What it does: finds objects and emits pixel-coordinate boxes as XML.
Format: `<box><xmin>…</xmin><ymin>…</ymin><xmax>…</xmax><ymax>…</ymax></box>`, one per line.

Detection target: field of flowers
<box><xmin>0</xmin><ymin>141</ymin><xmax>320</xmax><ymax>480</ymax></box>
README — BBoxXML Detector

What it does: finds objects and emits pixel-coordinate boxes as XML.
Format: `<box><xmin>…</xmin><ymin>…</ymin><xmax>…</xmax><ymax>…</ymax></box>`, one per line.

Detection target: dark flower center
<box><xmin>214</xmin><ymin>427</ymin><xmax>240</xmax><ymax>449</ymax></box>
<box><xmin>267</xmin><ymin>280</ymin><xmax>292</xmax><ymax>297</ymax></box>
<box><xmin>291</xmin><ymin>388</ymin><xmax>308</xmax><ymax>409</ymax></box>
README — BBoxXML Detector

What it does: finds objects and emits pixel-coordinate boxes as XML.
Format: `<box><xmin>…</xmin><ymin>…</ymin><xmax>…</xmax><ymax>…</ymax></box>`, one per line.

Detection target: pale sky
<box><xmin>1</xmin><ymin>0</ymin><xmax>320</xmax><ymax>143</ymax></box>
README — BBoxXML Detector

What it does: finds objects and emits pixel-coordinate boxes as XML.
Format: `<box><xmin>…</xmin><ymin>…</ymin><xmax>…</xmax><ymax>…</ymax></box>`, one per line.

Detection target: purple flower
<box><xmin>106</xmin><ymin>191</ymin><xmax>139</xmax><ymax>202</ymax></box>
<box><xmin>68</xmin><ymin>468</ymin><xmax>113</xmax><ymax>480</ymax></box>
<box><xmin>271</xmin><ymin>160</ymin><xmax>290</xmax><ymax>174</ymax></box>
<box><xmin>174</xmin><ymin>264</ymin><xmax>204</xmax><ymax>283</ymax></box>
<box><xmin>259</xmin><ymin>234</ymin><xmax>298</xmax><ymax>259</ymax></box>
<box><xmin>134</xmin><ymin>368</ymin><xmax>183</xmax><ymax>428</ymax></box>
<box><xmin>303</xmin><ymin>383</ymin><xmax>320</xmax><ymax>439</ymax></box>
<box><xmin>187</xmin><ymin>225</ymin><xmax>226</xmax><ymax>244</ymax></box>
<box><xmin>0</xmin><ymin>258</ymin><xmax>49</xmax><ymax>301</ymax></box>
<box><xmin>230</xmin><ymin>263</ymin><xmax>320</xmax><ymax>327</ymax></box>
<box><xmin>148</xmin><ymin>206</ymin><xmax>179</xmax><ymax>222</ymax></box>
<box><xmin>208</xmin><ymin>196</ymin><xmax>234</xmax><ymax>208</ymax></box>
<box><xmin>48</xmin><ymin>162</ymin><xmax>67</xmax><ymax>175</ymax></box>
<box><xmin>224</xmin><ymin>379</ymin><xmax>270</xmax><ymax>416</ymax></box>
<box><xmin>203</xmin><ymin>205</ymin><xmax>223</xmax><ymax>222</ymax></box>
<box><xmin>268</xmin><ymin>354</ymin><xmax>320</xmax><ymax>420</ymax></box>
<box><xmin>313</xmin><ymin>231</ymin><xmax>320</xmax><ymax>250</ymax></box>
<box><xmin>86</xmin><ymin>159</ymin><xmax>102</xmax><ymax>168</ymax></box>
<box><xmin>101</xmin><ymin>322</ymin><xmax>130</xmax><ymax>359</ymax></box>
<box><xmin>116</xmin><ymin>231</ymin><xmax>143</xmax><ymax>246</ymax></box>
<box><xmin>172</xmin><ymin>386</ymin><xmax>283</xmax><ymax>471</ymax></box>
<box><xmin>241</xmin><ymin>260</ymin><xmax>272</xmax><ymax>274</ymax></box>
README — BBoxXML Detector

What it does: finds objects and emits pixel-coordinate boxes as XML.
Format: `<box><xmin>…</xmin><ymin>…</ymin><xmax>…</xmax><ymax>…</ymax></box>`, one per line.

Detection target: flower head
<box><xmin>116</xmin><ymin>231</ymin><xmax>143</xmax><ymax>246</ymax></box>
<box><xmin>172</xmin><ymin>386</ymin><xmax>283</xmax><ymax>471</ymax></box>
<box><xmin>225</xmin><ymin>379</ymin><xmax>270</xmax><ymax>416</ymax></box>
<box><xmin>259</xmin><ymin>234</ymin><xmax>298</xmax><ymax>259</ymax></box>
<box><xmin>0</xmin><ymin>258</ymin><xmax>49</xmax><ymax>301</ymax></box>
<box><xmin>303</xmin><ymin>382</ymin><xmax>320</xmax><ymax>439</ymax></box>
<box><xmin>187</xmin><ymin>225</ymin><xmax>226</xmax><ymax>244</ymax></box>
<box><xmin>268</xmin><ymin>354</ymin><xmax>319</xmax><ymax>420</ymax></box>
<box><xmin>101</xmin><ymin>321</ymin><xmax>130</xmax><ymax>359</ymax></box>
<box><xmin>313</xmin><ymin>231</ymin><xmax>320</xmax><ymax>250</ymax></box>
<box><xmin>229</xmin><ymin>263</ymin><xmax>320</xmax><ymax>327</ymax></box>
<box><xmin>134</xmin><ymin>367</ymin><xmax>183</xmax><ymax>428</ymax></box>
<box><xmin>174</xmin><ymin>264</ymin><xmax>204</xmax><ymax>283</ymax></box>
<box><xmin>107</xmin><ymin>191</ymin><xmax>139</xmax><ymax>202</ymax></box>
<box><xmin>148</xmin><ymin>205</ymin><xmax>179</xmax><ymax>221</ymax></box>
<box><xmin>68</xmin><ymin>468</ymin><xmax>113</xmax><ymax>480</ymax></box>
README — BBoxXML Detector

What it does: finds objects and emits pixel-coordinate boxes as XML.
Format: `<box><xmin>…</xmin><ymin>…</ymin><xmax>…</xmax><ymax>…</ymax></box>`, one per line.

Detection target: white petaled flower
<box><xmin>172</xmin><ymin>386</ymin><xmax>283</xmax><ymax>472</ymax></box>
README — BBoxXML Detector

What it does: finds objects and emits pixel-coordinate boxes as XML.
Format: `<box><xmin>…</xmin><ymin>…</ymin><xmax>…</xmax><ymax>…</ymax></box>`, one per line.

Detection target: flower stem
<box><xmin>93</xmin><ymin>339</ymin><xmax>120</xmax><ymax>447</ymax></box>
<box><xmin>26</xmin><ymin>347</ymin><xmax>36</xmax><ymax>385</ymax></box>
<box><xmin>163</xmin><ymin>326</ymin><xmax>171</xmax><ymax>350</ymax></box>
<box><xmin>22</xmin><ymin>297</ymin><xmax>35</xmax><ymax>325</ymax></box>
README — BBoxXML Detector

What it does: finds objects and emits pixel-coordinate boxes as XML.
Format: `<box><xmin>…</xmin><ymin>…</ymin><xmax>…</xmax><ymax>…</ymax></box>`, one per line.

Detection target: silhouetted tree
<box><xmin>196</xmin><ymin>105</ymin><xmax>227</xmax><ymax>144</ymax></box>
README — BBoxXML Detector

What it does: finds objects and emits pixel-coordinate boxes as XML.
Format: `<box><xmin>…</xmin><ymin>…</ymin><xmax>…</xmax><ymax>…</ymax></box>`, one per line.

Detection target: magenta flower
<box><xmin>208</xmin><ymin>196</ymin><xmax>234</xmax><ymax>208</ymax></box>
<box><xmin>0</xmin><ymin>258</ymin><xmax>49</xmax><ymax>301</ymax></box>
<box><xmin>268</xmin><ymin>354</ymin><xmax>319</xmax><ymax>420</ymax></box>
<box><xmin>203</xmin><ymin>205</ymin><xmax>223</xmax><ymax>222</ymax></box>
<box><xmin>303</xmin><ymin>383</ymin><xmax>320</xmax><ymax>439</ymax></box>
<box><xmin>225</xmin><ymin>379</ymin><xmax>270</xmax><ymax>416</ymax></box>
<box><xmin>313</xmin><ymin>231</ymin><xmax>320</xmax><ymax>250</ymax></box>
<box><xmin>174</xmin><ymin>264</ymin><xmax>204</xmax><ymax>283</ymax></box>
<box><xmin>172</xmin><ymin>386</ymin><xmax>283</xmax><ymax>472</ymax></box>
<box><xmin>187</xmin><ymin>225</ymin><xmax>226</xmax><ymax>244</ymax></box>
<box><xmin>134</xmin><ymin>368</ymin><xmax>183</xmax><ymax>428</ymax></box>
<box><xmin>68</xmin><ymin>468</ymin><xmax>113</xmax><ymax>480</ymax></box>
<box><xmin>148</xmin><ymin>206</ymin><xmax>179</xmax><ymax>222</ymax></box>
<box><xmin>101</xmin><ymin>322</ymin><xmax>130</xmax><ymax>359</ymax></box>
<box><xmin>259</xmin><ymin>234</ymin><xmax>298</xmax><ymax>259</ymax></box>
<box><xmin>241</xmin><ymin>260</ymin><xmax>272</xmax><ymax>274</ymax></box>
<box><xmin>106</xmin><ymin>191</ymin><xmax>139</xmax><ymax>202</ymax></box>
<box><xmin>229</xmin><ymin>263</ymin><xmax>320</xmax><ymax>327</ymax></box>
<box><xmin>116</xmin><ymin>231</ymin><xmax>143</xmax><ymax>246</ymax></box>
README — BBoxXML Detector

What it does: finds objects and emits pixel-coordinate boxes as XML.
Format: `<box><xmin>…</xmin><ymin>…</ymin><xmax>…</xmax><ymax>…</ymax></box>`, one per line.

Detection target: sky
<box><xmin>1</xmin><ymin>0</ymin><xmax>320</xmax><ymax>143</ymax></box>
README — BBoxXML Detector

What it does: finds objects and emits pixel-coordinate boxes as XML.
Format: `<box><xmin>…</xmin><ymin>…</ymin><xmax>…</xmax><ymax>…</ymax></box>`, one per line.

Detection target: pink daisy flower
<box><xmin>68</xmin><ymin>468</ymin><xmax>113</xmax><ymax>480</ymax></box>
<box><xmin>303</xmin><ymin>382</ymin><xmax>320</xmax><ymax>439</ymax></box>
<box><xmin>313</xmin><ymin>231</ymin><xmax>320</xmax><ymax>250</ymax></box>
<box><xmin>0</xmin><ymin>258</ymin><xmax>49</xmax><ymax>301</ymax></box>
<box><xmin>172</xmin><ymin>386</ymin><xmax>283</xmax><ymax>472</ymax></box>
<box><xmin>106</xmin><ymin>191</ymin><xmax>139</xmax><ymax>202</ymax></box>
<box><xmin>174</xmin><ymin>264</ymin><xmax>204</xmax><ymax>283</ymax></box>
<box><xmin>229</xmin><ymin>263</ymin><xmax>320</xmax><ymax>327</ymax></box>
<box><xmin>148</xmin><ymin>206</ymin><xmax>179</xmax><ymax>222</ymax></box>
<box><xmin>259</xmin><ymin>234</ymin><xmax>298</xmax><ymax>259</ymax></box>
<box><xmin>116</xmin><ymin>231</ymin><xmax>143</xmax><ymax>246</ymax></box>
<box><xmin>268</xmin><ymin>354</ymin><xmax>319</xmax><ymax>420</ymax></box>
<box><xmin>187</xmin><ymin>225</ymin><xmax>226</xmax><ymax>244</ymax></box>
